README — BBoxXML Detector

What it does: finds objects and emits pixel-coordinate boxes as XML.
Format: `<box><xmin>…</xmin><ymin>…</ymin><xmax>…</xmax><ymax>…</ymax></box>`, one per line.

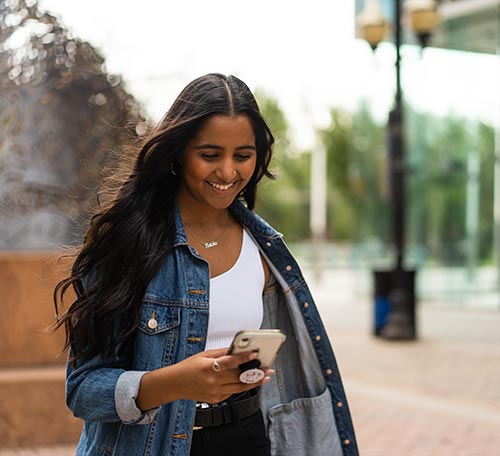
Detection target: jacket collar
<box><xmin>172</xmin><ymin>199</ymin><xmax>189</xmax><ymax>247</ymax></box>
<box><xmin>229</xmin><ymin>199</ymin><xmax>282</xmax><ymax>240</ymax></box>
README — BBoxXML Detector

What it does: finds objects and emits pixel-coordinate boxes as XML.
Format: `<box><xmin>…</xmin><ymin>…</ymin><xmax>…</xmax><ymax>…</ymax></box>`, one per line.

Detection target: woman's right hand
<box><xmin>136</xmin><ymin>348</ymin><xmax>274</xmax><ymax>410</ymax></box>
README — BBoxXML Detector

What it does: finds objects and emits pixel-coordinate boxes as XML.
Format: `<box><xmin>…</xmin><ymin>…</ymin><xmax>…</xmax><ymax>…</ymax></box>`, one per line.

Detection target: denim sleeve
<box><xmin>115</xmin><ymin>371</ymin><xmax>160</xmax><ymax>424</ymax></box>
<box><xmin>66</xmin><ymin>352</ymin><xmax>160</xmax><ymax>425</ymax></box>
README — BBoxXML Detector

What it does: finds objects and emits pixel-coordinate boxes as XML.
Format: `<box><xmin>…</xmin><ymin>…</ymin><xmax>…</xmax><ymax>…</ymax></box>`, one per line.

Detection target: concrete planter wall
<box><xmin>0</xmin><ymin>252</ymin><xmax>82</xmax><ymax>447</ymax></box>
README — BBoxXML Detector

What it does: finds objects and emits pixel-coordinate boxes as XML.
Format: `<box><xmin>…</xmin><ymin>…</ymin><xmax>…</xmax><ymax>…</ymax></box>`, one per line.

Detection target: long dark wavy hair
<box><xmin>53</xmin><ymin>73</ymin><xmax>275</xmax><ymax>364</ymax></box>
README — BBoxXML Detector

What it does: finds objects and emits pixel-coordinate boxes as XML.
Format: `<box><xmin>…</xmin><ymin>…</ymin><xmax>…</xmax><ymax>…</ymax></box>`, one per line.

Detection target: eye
<box><xmin>201</xmin><ymin>153</ymin><xmax>219</xmax><ymax>161</ymax></box>
<box><xmin>234</xmin><ymin>154</ymin><xmax>253</xmax><ymax>162</ymax></box>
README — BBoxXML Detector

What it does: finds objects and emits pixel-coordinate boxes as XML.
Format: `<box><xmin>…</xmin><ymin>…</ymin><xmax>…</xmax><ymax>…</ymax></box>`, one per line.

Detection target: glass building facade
<box><xmin>355</xmin><ymin>0</ymin><xmax>500</xmax><ymax>308</ymax></box>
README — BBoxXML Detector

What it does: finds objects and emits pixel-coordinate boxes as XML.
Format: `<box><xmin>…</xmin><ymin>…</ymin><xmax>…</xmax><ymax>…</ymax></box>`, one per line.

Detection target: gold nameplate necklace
<box><xmin>184</xmin><ymin>210</ymin><xmax>228</xmax><ymax>249</ymax></box>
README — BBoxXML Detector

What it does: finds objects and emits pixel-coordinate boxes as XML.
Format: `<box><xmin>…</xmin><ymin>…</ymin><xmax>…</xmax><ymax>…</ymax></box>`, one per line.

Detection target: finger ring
<box><xmin>212</xmin><ymin>360</ymin><xmax>221</xmax><ymax>372</ymax></box>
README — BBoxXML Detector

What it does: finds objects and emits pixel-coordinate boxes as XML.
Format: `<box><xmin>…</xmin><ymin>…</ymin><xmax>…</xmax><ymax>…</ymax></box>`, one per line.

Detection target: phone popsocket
<box><xmin>238</xmin><ymin>359</ymin><xmax>265</xmax><ymax>384</ymax></box>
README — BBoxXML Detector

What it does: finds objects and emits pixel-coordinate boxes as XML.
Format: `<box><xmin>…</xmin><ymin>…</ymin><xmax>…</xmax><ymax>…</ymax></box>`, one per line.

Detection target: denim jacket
<box><xmin>66</xmin><ymin>200</ymin><xmax>359</xmax><ymax>456</ymax></box>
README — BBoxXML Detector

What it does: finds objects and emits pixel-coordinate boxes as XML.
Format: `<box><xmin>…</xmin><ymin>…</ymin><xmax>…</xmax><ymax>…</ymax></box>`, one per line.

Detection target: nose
<box><xmin>217</xmin><ymin>159</ymin><xmax>237</xmax><ymax>182</ymax></box>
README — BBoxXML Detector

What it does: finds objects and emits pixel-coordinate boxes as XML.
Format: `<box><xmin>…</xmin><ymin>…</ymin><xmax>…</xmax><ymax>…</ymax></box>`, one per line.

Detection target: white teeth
<box><xmin>208</xmin><ymin>181</ymin><xmax>235</xmax><ymax>191</ymax></box>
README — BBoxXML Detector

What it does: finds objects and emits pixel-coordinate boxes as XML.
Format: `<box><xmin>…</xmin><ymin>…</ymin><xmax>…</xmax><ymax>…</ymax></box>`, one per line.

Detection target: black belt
<box><xmin>194</xmin><ymin>391</ymin><xmax>260</xmax><ymax>429</ymax></box>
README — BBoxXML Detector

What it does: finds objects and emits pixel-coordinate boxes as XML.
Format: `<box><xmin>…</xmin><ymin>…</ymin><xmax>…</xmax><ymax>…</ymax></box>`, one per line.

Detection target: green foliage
<box><xmin>255</xmin><ymin>90</ymin><xmax>311</xmax><ymax>241</ymax></box>
<box><xmin>319</xmin><ymin>103</ymin><xmax>388</xmax><ymax>241</ymax></box>
<box><xmin>254</xmin><ymin>88</ymin><xmax>497</xmax><ymax>266</ymax></box>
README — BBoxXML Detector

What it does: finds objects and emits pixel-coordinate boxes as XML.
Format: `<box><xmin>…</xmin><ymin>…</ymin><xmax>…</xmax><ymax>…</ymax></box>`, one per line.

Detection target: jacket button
<box><xmin>148</xmin><ymin>318</ymin><xmax>158</xmax><ymax>330</ymax></box>
<box><xmin>266</xmin><ymin>242</ymin><xmax>272</xmax><ymax>247</ymax></box>
<box><xmin>315</xmin><ymin>335</ymin><xmax>321</xmax><ymax>341</ymax></box>
<box><xmin>344</xmin><ymin>439</ymin><xmax>350</xmax><ymax>445</ymax></box>
<box><xmin>337</xmin><ymin>401</ymin><xmax>343</xmax><ymax>407</ymax></box>
<box><xmin>326</xmin><ymin>369</ymin><xmax>333</xmax><ymax>375</ymax></box>
<box><xmin>303</xmin><ymin>302</ymin><xmax>309</xmax><ymax>309</ymax></box>
<box><xmin>285</xmin><ymin>265</ymin><xmax>292</xmax><ymax>271</ymax></box>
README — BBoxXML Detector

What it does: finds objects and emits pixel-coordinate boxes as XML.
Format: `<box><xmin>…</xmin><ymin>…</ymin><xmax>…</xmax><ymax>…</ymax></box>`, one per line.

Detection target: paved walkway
<box><xmin>1</xmin><ymin>271</ymin><xmax>499</xmax><ymax>456</ymax></box>
<box><xmin>307</xmin><ymin>269</ymin><xmax>500</xmax><ymax>456</ymax></box>
<box><xmin>319</xmin><ymin>304</ymin><xmax>500</xmax><ymax>456</ymax></box>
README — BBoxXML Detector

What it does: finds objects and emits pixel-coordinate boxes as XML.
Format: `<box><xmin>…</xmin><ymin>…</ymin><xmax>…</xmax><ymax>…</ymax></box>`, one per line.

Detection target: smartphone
<box><xmin>228</xmin><ymin>329</ymin><xmax>286</xmax><ymax>368</ymax></box>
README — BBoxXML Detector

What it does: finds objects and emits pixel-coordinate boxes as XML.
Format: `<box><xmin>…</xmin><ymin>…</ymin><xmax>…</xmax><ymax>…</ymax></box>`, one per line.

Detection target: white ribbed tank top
<box><xmin>205</xmin><ymin>229</ymin><xmax>265</xmax><ymax>351</ymax></box>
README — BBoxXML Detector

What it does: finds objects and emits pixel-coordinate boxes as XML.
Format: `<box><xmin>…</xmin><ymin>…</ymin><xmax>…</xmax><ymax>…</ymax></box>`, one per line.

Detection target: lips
<box><xmin>207</xmin><ymin>180</ymin><xmax>236</xmax><ymax>191</ymax></box>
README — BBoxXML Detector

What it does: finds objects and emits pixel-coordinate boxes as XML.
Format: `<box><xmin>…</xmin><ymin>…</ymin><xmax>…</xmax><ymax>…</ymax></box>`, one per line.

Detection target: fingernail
<box><xmin>249</xmin><ymin>352</ymin><xmax>259</xmax><ymax>359</ymax></box>
<box><xmin>262</xmin><ymin>377</ymin><xmax>271</xmax><ymax>384</ymax></box>
<box><xmin>267</xmin><ymin>369</ymin><xmax>275</xmax><ymax>376</ymax></box>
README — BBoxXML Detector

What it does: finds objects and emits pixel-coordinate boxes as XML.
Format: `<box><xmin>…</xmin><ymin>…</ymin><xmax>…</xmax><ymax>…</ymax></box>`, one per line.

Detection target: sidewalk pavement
<box><xmin>1</xmin><ymin>270</ymin><xmax>499</xmax><ymax>456</ymax></box>
<box><xmin>308</xmin><ymin>269</ymin><xmax>500</xmax><ymax>456</ymax></box>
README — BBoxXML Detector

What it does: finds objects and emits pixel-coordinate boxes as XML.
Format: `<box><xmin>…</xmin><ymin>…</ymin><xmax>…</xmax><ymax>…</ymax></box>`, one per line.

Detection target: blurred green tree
<box><xmin>255</xmin><ymin>90</ymin><xmax>311</xmax><ymax>241</ymax></box>
<box><xmin>319</xmin><ymin>103</ymin><xmax>388</xmax><ymax>242</ymax></box>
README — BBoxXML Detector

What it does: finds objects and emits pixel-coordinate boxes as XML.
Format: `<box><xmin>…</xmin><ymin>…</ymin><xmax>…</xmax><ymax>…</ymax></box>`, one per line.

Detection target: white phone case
<box><xmin>228</xmin><ymin>329</ymin><xmax>286</xmax><ymax>368</ymax></box>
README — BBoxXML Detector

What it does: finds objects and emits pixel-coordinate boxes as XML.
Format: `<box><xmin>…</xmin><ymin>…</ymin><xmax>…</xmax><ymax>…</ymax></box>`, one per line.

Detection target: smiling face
<box><xmin>178</xmin><ymin>114</ymin><xmax>257</xmax><ymax>213</ymax></box>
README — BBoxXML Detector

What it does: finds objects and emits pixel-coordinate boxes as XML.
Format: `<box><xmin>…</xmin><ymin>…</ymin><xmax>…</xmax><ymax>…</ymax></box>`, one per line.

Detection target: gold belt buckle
<box><xmin>193</xmin><ymin>426</ymin><xmax>203</xmax><ymax>431</ymax></box>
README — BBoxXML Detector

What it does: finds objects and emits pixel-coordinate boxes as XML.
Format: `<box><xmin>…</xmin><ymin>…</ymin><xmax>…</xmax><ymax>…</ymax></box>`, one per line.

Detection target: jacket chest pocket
<box><xmin>133</xmin><ymin>302</ymin><xmax>181</xmax><ymax>370</ymax></box>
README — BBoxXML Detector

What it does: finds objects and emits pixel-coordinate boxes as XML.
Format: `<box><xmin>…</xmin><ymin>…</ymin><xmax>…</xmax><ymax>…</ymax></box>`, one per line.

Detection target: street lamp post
<box><xmin>357</xmin><ymin>0</ymin><xmax>439</xmax><ymax>339</ymax></box>
<box><xmin>384</xmin><ymin>0</ymin><xmax>414</xmax><ymax>340</ymax></box>
<box><xmin>390</xmin><ymin>0</ymin><xmax>404</xmax><ymax>273</ymax></box>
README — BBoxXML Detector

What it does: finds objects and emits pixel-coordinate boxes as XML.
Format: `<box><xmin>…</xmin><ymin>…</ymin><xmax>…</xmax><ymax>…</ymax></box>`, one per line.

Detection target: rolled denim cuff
<box><xmin>115</xmin><ymin>371</ymin><xmax>160</xmax><ymax>425</ymax></box>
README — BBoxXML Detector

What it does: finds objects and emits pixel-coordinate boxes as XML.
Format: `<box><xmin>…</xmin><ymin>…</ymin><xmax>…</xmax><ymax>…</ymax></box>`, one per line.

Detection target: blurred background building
<box><xmin>353</xmin><ymin>0</ymin><xmax>500</xmax><ymax>310</ymax></box>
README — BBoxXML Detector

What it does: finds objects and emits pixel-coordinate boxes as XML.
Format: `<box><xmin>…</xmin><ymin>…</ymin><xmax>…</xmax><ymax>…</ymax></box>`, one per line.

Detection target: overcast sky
<box><xmin>37</xmin><ymin>0</ymin><xmax>500</xmax><ymax>149</ymax></box>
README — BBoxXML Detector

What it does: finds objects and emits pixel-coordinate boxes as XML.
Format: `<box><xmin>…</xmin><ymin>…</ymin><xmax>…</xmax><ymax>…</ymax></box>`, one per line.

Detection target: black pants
<box><xmin>189</xmin><ymin>410</ymin><xmax>271</xmax><ymax>456</ymax></box>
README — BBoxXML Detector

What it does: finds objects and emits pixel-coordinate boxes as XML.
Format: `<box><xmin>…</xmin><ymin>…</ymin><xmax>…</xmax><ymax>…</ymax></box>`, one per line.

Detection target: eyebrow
<box><xmin>194</xmin><ymin>144</ymin><xmax>256</xmax><ymax>151</ymax></box>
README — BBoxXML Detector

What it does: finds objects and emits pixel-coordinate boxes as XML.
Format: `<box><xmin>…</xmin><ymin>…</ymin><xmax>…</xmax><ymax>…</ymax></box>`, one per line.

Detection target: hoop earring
<box><xmin>170</xmin><ymin>162</ymin><xmax>178</xmax><ymax>176</ymax></box>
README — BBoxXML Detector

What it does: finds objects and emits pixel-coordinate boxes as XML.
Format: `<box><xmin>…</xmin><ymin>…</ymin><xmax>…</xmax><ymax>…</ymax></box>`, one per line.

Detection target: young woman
<box><xmin>54</xmin><ymin>73</ymin><xmax>358</xmax><ymax>456</ymax></box>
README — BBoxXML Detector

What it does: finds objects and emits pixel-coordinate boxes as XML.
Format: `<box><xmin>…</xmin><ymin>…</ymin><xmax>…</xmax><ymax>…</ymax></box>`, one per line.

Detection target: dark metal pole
<box><xmin>375</xmin><ymin>0</ymin><xmax>416</xmax><ymax>340</ymax></box>
<box><xmin>390</xmin><ymin>0</ymin><xmax>405</xmax><ymax>271</ymax></box>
